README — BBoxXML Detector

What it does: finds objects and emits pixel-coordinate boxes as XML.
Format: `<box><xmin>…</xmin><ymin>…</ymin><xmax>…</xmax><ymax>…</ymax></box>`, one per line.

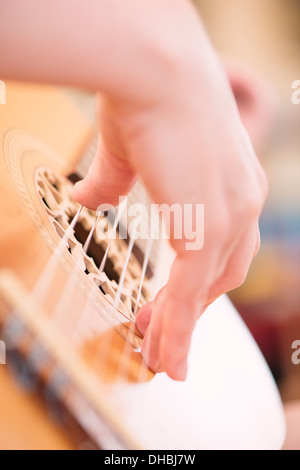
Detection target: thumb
<box><xmin>72</xmin><ymin>136</ymin><xmax>137</xmax><ymax>210</ymax></box>
<box><xmin>136</xmin><ymin>302</ymin><xmax>153</xmax><ymax>337</ymax></box>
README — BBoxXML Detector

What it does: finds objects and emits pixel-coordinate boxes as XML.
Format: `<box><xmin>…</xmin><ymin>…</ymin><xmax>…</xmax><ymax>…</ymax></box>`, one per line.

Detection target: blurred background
<box><xmin>192</xmin><ymin>0</ymin><xmax>300</xmax><ymax>444</ymax></box>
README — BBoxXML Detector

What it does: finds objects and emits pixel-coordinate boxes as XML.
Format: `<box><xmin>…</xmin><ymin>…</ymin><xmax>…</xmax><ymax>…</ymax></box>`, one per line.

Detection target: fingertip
<box><xmin>71</xmin><ymin>176</ymin><xmax>119</xmax><ymax>210</ymax></box>
<box><xmin>170</xmin><ymin>360</ymin><xmax>188</xmax><ymax>381</ymax></box>
<box><xmin>162</xmin><ymin>350</ymin><xmax>189</xmax><ymax>381</ymax></box>
<box><xmin>71</xmin><ymin>180</ymin><xmax>85</xmax><ymax>203</ymax></box>
<box><xmin>71</xmin><ymin>179</ymin><xmax>99</xmax><ymax>210</ymax></box>
<box><xmin>160</xmin><ymin>357</ymin><xmax>188</xmax><ymax>381</ymax></box>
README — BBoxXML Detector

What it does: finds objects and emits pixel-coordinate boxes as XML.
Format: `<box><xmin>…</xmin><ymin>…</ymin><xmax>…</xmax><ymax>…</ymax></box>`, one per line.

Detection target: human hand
<box><xmin>68</xmin><ymin>2</ymin><xmax>268</xmax><ymax>381</ymax></box>
<box><xmin>73</xmin><ymin>87</ymin><xmax>267</xmax><ymax>383</ymax></box>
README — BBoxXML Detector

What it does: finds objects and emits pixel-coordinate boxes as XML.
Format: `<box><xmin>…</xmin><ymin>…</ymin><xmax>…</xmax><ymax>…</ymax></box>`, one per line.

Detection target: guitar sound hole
<box><xmin>42</xmin><ymin>197</ymin><xmax>51</xmax><ymax>210</ymax></box>
<box><xmin>72</xmin><ymin>219</ymin><xmax>120</xmax><ymax>284</ymax></box>
<box><xmin>36</xmin><ymin>167</ymin><xmax>153</xmax><ymax>317</ymax></box>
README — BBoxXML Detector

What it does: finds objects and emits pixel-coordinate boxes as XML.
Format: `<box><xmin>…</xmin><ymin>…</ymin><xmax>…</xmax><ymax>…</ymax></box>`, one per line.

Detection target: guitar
<box><xmin>0</xmin><ymin>82</ymin><xmax>286</xmax><ymax>450</ymax></box>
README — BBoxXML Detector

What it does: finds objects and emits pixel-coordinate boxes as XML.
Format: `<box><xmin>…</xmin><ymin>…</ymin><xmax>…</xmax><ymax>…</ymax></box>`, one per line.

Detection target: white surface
<box><xmin>110</xmin><ymin>295</ymin><xmax>286</xmax><ymax>450</ymax></box>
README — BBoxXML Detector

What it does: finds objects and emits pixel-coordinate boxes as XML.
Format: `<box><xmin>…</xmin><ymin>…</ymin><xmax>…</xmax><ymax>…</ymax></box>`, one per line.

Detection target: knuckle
<box><xmin>208</xmin><ymin>213</ymin><xmax>231</xmax><ymax>242</ymax></box>
<box><xmin>234</xmin><ymin>167</ymin><xmax>269</xmax><ymax>223</ymax></box>
<box><xmin>244</xmin><ymin>177</ymin><xmax>268</xmax><ymax>219</ymax></box>
<box><xmin>246</xmin><ymin>195</ymin><xmax>262</xmax><ymax>218</ymax></box>
<box><xmin>230</xmin><ymin>269</ymin><xmax>248</xmax><ymax>290</ymax></box>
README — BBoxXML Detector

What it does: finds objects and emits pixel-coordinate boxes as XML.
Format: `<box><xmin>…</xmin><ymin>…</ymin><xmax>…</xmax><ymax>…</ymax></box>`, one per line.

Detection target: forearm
<box><xmin>0</xmin><ymin>0</ymin><xmax>207</xmax><ymax>103</ymax></box>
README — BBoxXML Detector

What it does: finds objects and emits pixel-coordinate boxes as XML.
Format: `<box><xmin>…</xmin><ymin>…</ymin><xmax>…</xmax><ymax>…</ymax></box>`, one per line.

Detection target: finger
<box><xmin>72</xmin><ymin>135</ymin><xmax>137</xmax><ymax>210</ymax></box>
<box><xmin>141</xmin><ymin>304</ymin><xmax>163</xmax><ymax>373</ymax></box>
<box><xmin>136</xmin><ymin>288</ymin><xmax>167</xmax><ymax>337</ymax></box>
<box><xmin>159</xmin><ymin>295</ymin><xmax>201</xmax><ymax>380</ymax></box>
<box><xmin>135</xmin><ymin>302</ymin><xmax>153</xmax><ymax>337</ymax></box>
<box><xmin>141</xmin><ymin>255</ymin><xmax>208</xmax><ymax>381</ymax></box>
<box><xmin>206</xmin><ymin>223</ymin><xmax>260</xmax><ymax>303</ymax></box>
<box><xmin>223</xmin><ymin>58</ymin><xmax>277</xmax><ymax>153</ymax></box>
<box><xmin>142</xmin><ymin>286</ymin><xmax>201</xmax><ymax>381</ymax></box>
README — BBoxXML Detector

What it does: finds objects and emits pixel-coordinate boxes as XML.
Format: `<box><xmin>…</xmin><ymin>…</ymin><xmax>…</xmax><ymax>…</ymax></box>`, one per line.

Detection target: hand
<box><xmin>0</xmin><ymin>1</ymin><xmax>269</xmax><ymax>381</ymax></box>
<box><xmin>51</xmin><ymin>2</ymin><xmax>268</xmax><ymax>381</ymax></box>
<box><xmin>73</xmin><ymin>65</ymin><xmax>268</xmax><ymax>384</ymax></box>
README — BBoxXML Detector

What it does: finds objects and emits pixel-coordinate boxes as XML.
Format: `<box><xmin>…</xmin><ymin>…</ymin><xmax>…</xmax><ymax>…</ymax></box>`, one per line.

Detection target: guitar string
<box><xmin>112</xmin><ymin>238</ymin><xmax>154</xmax><ymax>384</ymax></box>
<box><xmin>23</xmin><ymin>195</ymin><xmax>157</xmax><ymax>390</ymax></box>
<box><xmin>134</xmin><ymin>224</ymin><xmax>169</xmax><ymax>383</ymax></box>
<box><xmin>67</xmin><ymin>202</ymin><xmax>130</xmax><ymax>343</ymax></box>
<box><xmin>50</xmin><ymin>202</ymin><xmax>137</xmax><ymax>334</ymax></box>
<box><xmin>51</xmin><ymin>177</ymin><xmax>158</xmax><ymax>385</ymax></box>
<box><xmin>49</xmin><ymin>203</ymin><xmax>146</xmax><ymax>385</ymax></box>
<box><xmin>68</xmin><ymin>203</ymin><xmax>155</xmax><ymax>385</ymax></box>
<box><xmin>109</xmin><ymin>205</ymin><xmax>156</xmax><ymax>383</ymax></box>
<box><xmin>68</xmin><ymin>204</ymin><xmax>134</xmax><ymax>385</ymax></box>
<box><xmin>129</xmin><ymin>215</ymin><xmax>166</xmax><ymax>383</ymax></box>
<box><xmin>83</xmin><ymin>211</ymin><xmax>101</xmax><ymax>253</ymax></box>
<box><xmin>31</xmin><ymin>205</ymin><xmax>83</xmax><ymax>303</ymax></box>
<box><xmin>133</xmin><ymin>238</ymin><xmax>153</xmax><ymax>316</ymax></box>
<box><xmin>74</xmin><ymin>206</ymin><xmax>155</xmax><ymax>386</ymax></box>
<box><xmin>67</xmin><ymin>211</ymin><xmax>105</xmax><ymax>342</ymax></box>
<box><xmin>108</xmin><ymin>223</ymin><xmax>139</xmax><ymax>383</ymax></box>
<box><xmin>20</xmin><ymin>205</ymin><xmax>122</xmax><ymax>390</ymax></box>
<box><xmin>21</xmin><ymin>196</ymin><xmax>146</xmax><ymax>446</ymax></box>
<box><xmin>4</xmin><ymin>206</ymin><xmax>84</xmax><ymax>371</ymax></box>
<box><xmin>99</xmin><ymin>200</ymin><xmax>126</xmax><ymax>273</ymax></box>
<box><xmin>28</xmin><ymin>206</ymin><xmax>84</xmax><ymax>342</ymax></box>
<box><xmin>83</xmin><ymin>204</ymin><xmax>137</xmax><ymax>381</ymax></box>
<box><xmin>136</xmin><ymin>231</ymin><xmax>168</xmax><ymax>380</ymax></box>
<box><xmin>152</xmin><ymin>214</ymin><xmax>169</xmax><ymax>298</ymax></box>
<box><xmin>32</xmin><ymin>203</ymin><xmax>127</xmax><ymax>337</ymax></box>
<box><xmin>86</xmin><ymin>203</ymin><xmax>158</xmax><ymax>384</ymax></box>
<box><xmin>1</xmin><ymin>127</ymin><xmax>161</xmax><ymax>440</ymax></box>
<box><xmin>52</xmin><ymin>211</ymin><xmax>101</xmax><ymax>330</ymax></box>
<box><xmin>33</xmin><ymin>135</ymin><xmax>130</xmax><ymax>378</ymax></box>
<box><xmin>113</xmin><ymin>223</ymin><xmax>137</xmax><ymax>310</ymax></box>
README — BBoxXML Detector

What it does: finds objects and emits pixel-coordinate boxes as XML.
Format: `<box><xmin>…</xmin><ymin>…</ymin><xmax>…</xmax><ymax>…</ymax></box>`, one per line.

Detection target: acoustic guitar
<box><xmin>0</xmin><ymin>82</ymin><xmax>286</xmax><ymax>450</ymax></box>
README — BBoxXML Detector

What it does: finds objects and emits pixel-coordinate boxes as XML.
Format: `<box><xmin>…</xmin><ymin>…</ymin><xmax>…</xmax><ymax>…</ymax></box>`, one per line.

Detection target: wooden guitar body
<box><xmin>0</xmin><ymin>82</ymin><xmax>91</xmax><ymax>449</ymax></box>
<box><xmin>0</xmin><ymin>83</ymin><xmax>286</xmax><ymax>450</ymax></box>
